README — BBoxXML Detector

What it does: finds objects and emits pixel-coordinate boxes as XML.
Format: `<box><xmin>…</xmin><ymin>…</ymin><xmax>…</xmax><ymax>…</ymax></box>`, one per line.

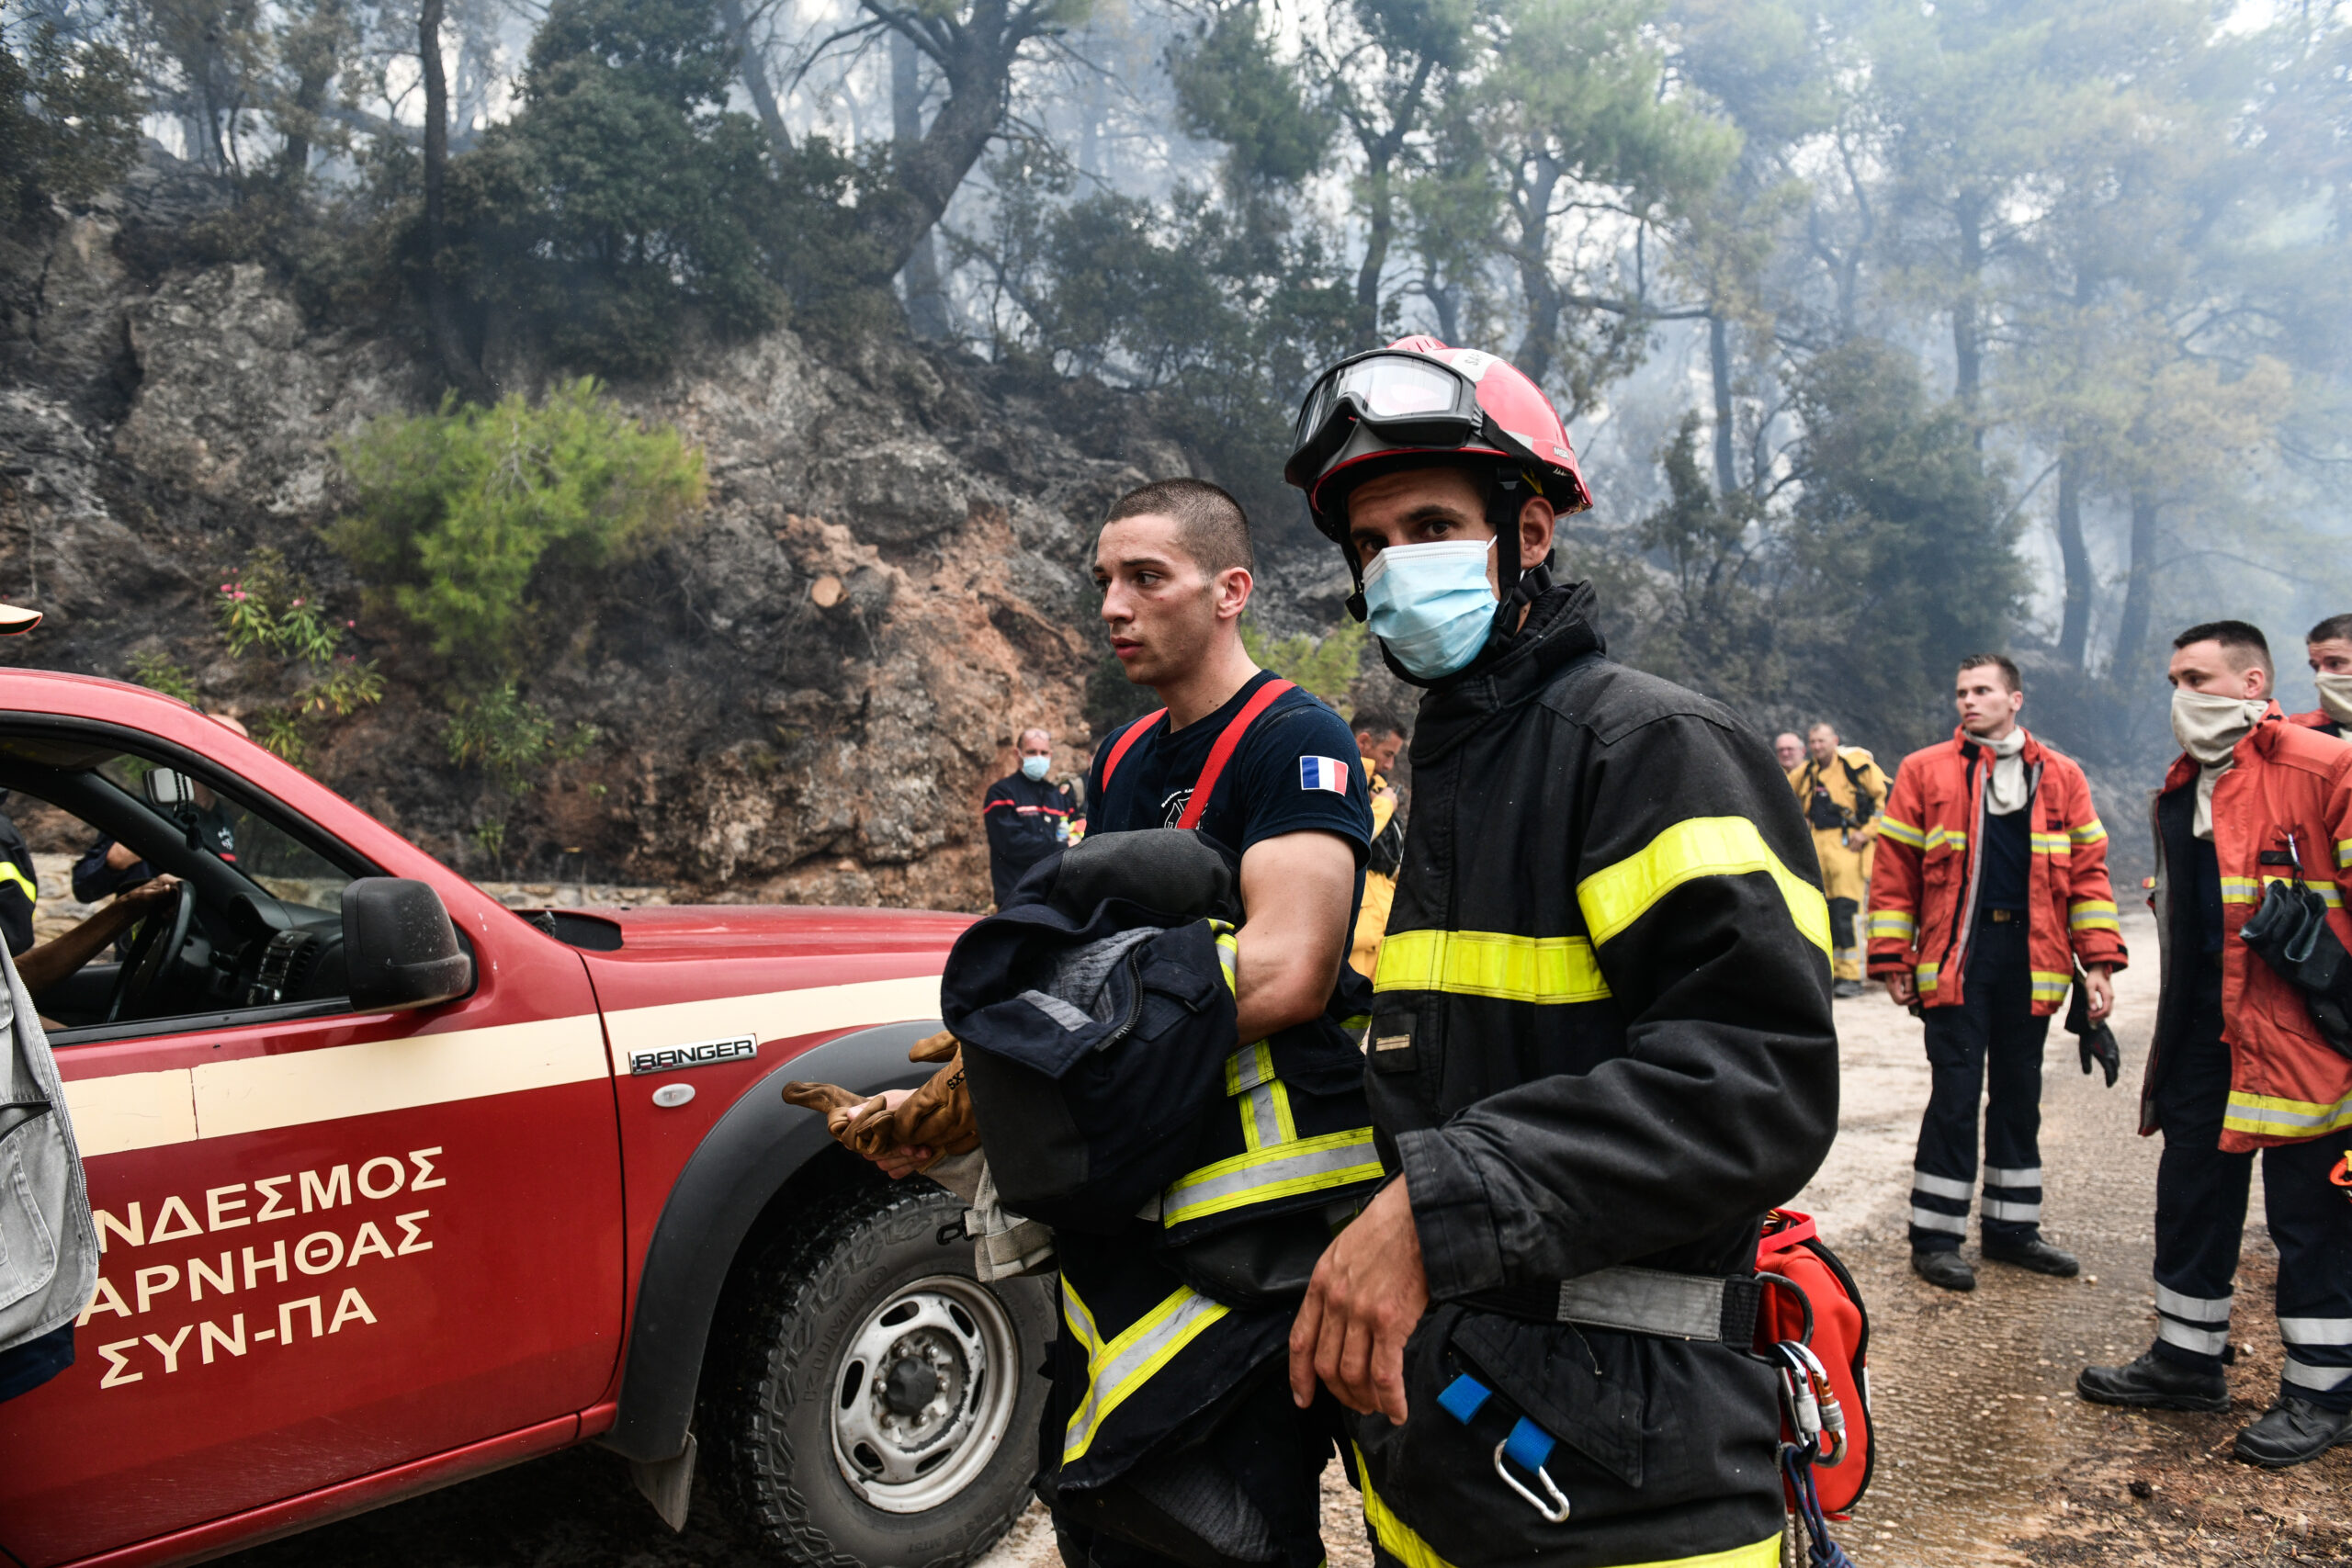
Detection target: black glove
<box><xmin>2077</xmin><ymin>1020</ymin><xmax>2121</xmax><ymax>1088</ymax></box>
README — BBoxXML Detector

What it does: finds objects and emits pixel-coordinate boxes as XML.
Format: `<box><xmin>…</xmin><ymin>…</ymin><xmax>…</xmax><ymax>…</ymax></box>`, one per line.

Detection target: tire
<box><xmin>706</xmin><ymin>1179</ymin><xmax>1055</xmax><ymax>1568</ymax></box>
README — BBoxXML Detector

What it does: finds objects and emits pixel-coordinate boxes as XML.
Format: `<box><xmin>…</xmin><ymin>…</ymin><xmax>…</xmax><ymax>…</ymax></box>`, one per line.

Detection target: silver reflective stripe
<box><xmin>1162</xmin><ymin>1131</ymin><xmax>1383</xmax><ymax>1226</ymax></box>
<box><xmin>1229</xmin><ymin>1045</ymin><xmax>1276</xmax><ymax>1091</ymax></box>
<box><xmin>1912</xmin><ymin>1171</ymin><xmax>1973</xmax><ymax>1201</ymax></box>
<box><xmin>1982</xmin><ymin>1199</ymin><xmax>2042</xmax><ymax>1222</ymax></box>
<box><xmin>1555</xmin><ymin>1267</ymin><xmax>1727</xmax><ymax>1341</ymax></box>
<box><xmin>2156</xmin><ymin>1285</ymin><xmax>2233</xmax><ymax>1324</ymax></box>
<box><xmin>1242</xmin><ymin>1082</ymin><xmax>1286</xmax><ymax>1148</ymax></box>
<box><xmin>1021</xmin><ymin>989</ymin><xmax>1093</xmax><ymax>1032</ymax></box>
<box><xmin>1910</xmin><ymin>1206</ymin><xmax>1968</xmax><ymax>1235</ymax></box>
<box><xmin>2283</xmin><ymin>1358</ymin><xmax>2352</xmax><ymax>1392</ymax></box>
<box><xmin>2278</xmin><ymin>1317</ymin><xmax>2352</xmax><ymax>1347</ymax></box>
<box><xmin>1984</xmin><ymin>1166</ymin><xmax>2042</xmax><ymax>1188</ymax></box>
<box><xmin>1061</xmin><ymin>1282</ymin><xmax>1230</xmax><ymax>1463</ymax></box>
<box><xmin>2158</xmin><ymin>1317</ymin><xmax>2230</xmax><ymax>1356</ymax></box>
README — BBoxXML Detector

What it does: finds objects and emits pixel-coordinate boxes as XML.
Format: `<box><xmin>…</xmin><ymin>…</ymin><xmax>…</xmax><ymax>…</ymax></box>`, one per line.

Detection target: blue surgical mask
<box><xmin>1362</xmin><ymin>539</ymin><xmax>1498</xmax><ymax>679</ymax></box>
<box><xmin>1021</xmin><ymin>754</ymin><xmax>1052</xmax><ymax>782</ymax></box>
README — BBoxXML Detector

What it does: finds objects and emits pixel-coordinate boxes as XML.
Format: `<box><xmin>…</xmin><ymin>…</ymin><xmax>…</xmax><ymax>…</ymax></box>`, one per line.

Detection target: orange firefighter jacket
<box><xmin>2145</xmin><ymin>708</ymin><xmax>2352</xmax><ymax>1150</ymax></box>
<box><xmin>1866</xmin><ymin>727</ymin><xmax>2127</xmax><ymax>1013</ymax></box>
<box><xmin>2290</xmin><ymin>707</ymin><xmax>2345</xmax><ymax>739</ymax></box>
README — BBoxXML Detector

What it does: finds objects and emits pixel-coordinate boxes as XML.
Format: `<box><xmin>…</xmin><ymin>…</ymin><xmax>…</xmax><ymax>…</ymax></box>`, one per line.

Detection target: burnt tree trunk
<box><xmin>421</xmin><ymin>0</ymin><xmax>491</xmax><ymax>402</ymax></box>
<box><xmin>2111</xmin><ymin>486</ymin><xmax>2160</xmax><ymax>676</ymax></box>
<box><xmin>2055</xmin><ymin>448</ymin><xmax>2091</xmax><ymax>669</ymax></box>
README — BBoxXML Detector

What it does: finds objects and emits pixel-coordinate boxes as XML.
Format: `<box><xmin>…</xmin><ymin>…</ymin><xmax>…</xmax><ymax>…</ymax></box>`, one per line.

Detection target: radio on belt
<box><xmin>628</xmin><ymin>1034</ymin><xmax>759</xmax><ymax>1075</ymax></box>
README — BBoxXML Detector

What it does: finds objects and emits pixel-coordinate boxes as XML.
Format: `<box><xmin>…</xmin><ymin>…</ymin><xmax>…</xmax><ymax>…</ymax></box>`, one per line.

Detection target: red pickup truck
<box><xmin>0</xmin><ymin>671</ymin><xmax>1052</xmax><ymax>1567</ymax></box>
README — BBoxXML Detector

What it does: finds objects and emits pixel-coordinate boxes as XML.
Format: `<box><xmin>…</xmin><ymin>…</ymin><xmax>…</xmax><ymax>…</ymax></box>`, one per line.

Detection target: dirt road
<box><xmin>221</xmin><ymin>910</ymin><xmax>2352</xmax><ymax>1567</ymax></box>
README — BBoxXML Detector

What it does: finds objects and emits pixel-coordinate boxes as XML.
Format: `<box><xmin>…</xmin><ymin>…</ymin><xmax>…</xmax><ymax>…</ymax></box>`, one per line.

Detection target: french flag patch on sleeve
<box><xmin>1300</xmin><ymin>756</ymin><xmax>1350</xmax><ymax>795</ymax></box>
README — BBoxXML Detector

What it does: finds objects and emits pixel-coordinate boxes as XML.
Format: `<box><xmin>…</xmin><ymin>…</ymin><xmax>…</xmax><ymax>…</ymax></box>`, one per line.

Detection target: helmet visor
<box><xmin>1286</xmin><ymin>351</ymin><xmax>1483</xmax><ymax>489</ymax></box>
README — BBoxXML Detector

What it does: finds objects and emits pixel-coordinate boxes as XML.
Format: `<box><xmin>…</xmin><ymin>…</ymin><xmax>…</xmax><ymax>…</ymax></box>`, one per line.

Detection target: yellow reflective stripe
<box><xmin>1061</xmin><ymin>1275</ymin><xmax>1105</xmax><ymax>1356</ymax></box>
<box><xmin>1162</xmin><ymin>1128</ymin><xmax>1382</xmax><ymax>1227</ymax></box>
<box><xmin>1927</xmin><ymin>826</ymin><xmax>1968</xmax><ymax>852</ymax></box>
<box><xmin>2223</xmin><ymin>1089</ymin><xmax>2352</xmax><ymax>1139</ymax></box>
<box><xmin>1577</xmin><ymin>816</ymin><xmax>1830</xmax><ymax>955</ymax></box>
<box><xmin>1239</xmin><ymin>1077</ymin><xmax>1296</xmax><ymax>1151</ymax></box>
<box><xmin>1353</xmin><ymin>1444</ymin><xmax>1781</xmax><ymax>1568</ymax></box>
<box><xmin>1917</xmin><ymin>962</ymin><xmax>1940</xmax><ymax>993</ymax></box>
<box><xmin>1226</xmin><ymin>1042</ymin><xmax>1277</xmax><ymax>1094</ymax></box>
<box><xmin>2338</xmin><ymin>838</ymin><xmax>2352</xmax><ymax>872</ymax></box>
<box><xmin>2070</xmin><ymin>821</ymin><xmax>2109</xmax><ymax>845</ymax></box>
<box><xmin>1373</xmin><ymin>929</ymin><xmax>1610</xmax><ymax>1002</ymax></box>
<box><xmin>1879</xmin><ymin>816</ymin><xmax>1927</xmax><ymax>849</ymax></box>
<box><xmin>2069</xmin><ymin>899</ymin><xmax>2120</xmax><ymax>931</ymax></box>
<box><xmin>2030</xmin><ymin>971</ymin><xmax>2071</xmax><ymax>999</ymax></box>
<box><xmin>1061</xmin><ymin>1279</ymin><xmax>1229</xmax><ymax>1464</ymax></box>
<box><xmin>2224</xmin><ymin>876</ymin><xmax>2343</xmax><ymax>908</ymax></box>
<box><xmin>1868</xmin><ymin>909</ymin><xmax>1917</xmax><ymax>940</ymax></box>
<box><xmin>1213</xmin><ymin>925</ymin><xmax>1238</xmax><ymax>993</ymax></box>
<box><xmin>0</xmin><ymin>862</ymin><xmax>35</xmax><ymax>905</ymax></box>
<box><xmin>2030</xmin><ymin>831</ymin><xmax>2071</xmax><ymax>856</ymax></box>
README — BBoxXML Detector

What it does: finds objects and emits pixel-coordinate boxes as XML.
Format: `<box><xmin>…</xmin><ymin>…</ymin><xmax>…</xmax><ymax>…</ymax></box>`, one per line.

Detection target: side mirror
<box><xmin>143</xmin><ymin>769</ymin><xmax>195</xmax><ymax>809</ymax></box>
<box><xmin>342</xmin><ymin>878</ymin><xmax>474</xmax><ymax>1011</ymax></box>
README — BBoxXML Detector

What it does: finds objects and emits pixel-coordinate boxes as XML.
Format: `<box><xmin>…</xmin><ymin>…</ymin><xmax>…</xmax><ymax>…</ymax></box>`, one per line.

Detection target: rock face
<box><xmin>0</xmin><ymin>155</ymin><xmax>1210</xmax><ymax>909</ymax></box>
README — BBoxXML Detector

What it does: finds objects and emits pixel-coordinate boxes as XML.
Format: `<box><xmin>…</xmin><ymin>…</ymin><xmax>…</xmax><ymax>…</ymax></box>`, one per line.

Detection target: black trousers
<box><xmin>2149</xmin><ymin>966</ymin><xmax>2352</xmax><ymax>1410</ymax></box>
<box><xmin>1909</xmin><ymin>919</ymin><xmax>2053</xmax><ymax>1253</ymax></box>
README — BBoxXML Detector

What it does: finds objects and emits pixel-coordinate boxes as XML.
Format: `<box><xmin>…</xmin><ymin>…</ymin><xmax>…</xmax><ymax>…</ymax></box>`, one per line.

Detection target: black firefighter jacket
<box><xmin>1354</xmin><ymin>581</ymin><xmax>1840</xmax><ymax>1568</ymax></box>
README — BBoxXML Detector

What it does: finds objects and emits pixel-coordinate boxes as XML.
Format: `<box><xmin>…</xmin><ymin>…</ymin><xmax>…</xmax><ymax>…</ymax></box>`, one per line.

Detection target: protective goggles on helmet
<box><xmin>1283</xmin><ymin>349</ymin><xmax>1521</xmax><ymax>495</ymax></box>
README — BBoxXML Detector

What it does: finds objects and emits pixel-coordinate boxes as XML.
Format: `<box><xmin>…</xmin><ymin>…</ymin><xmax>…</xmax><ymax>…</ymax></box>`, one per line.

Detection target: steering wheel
<box><xmin>106</xmin><ymin>881</ymin><xmax>198</xmax><ymax>1025</ymax></box>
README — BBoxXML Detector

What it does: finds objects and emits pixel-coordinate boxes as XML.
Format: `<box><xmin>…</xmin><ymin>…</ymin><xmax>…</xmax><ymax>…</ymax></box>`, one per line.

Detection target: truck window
<box><xmin>0</xmin><ymin>744</ymin><xmax>373</xmax><ymax>1041</ymax></box>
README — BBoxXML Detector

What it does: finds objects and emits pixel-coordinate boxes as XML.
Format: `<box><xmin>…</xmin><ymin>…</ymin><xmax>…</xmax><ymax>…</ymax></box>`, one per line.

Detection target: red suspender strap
<box><xmin>1100</xmin><ymin>709</ymin><xmax>1166</xmax><ymax>792</ymax></box>
<box><xmin>1178</xmin><ymin>679</ymin><xmax>1295</xmax><ymax>831</ymax></box>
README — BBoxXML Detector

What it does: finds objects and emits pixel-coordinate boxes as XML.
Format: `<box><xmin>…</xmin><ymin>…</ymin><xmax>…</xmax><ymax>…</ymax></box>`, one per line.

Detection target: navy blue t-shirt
<box><xmin>1087</xmin><ymin>671</ymin><xmax>1374</xmax><ymax>916</ymax></box>
<box><xmin>1976</xmin><ymin>804</ymin><xmax>2031</xmax><ymax>912</ymax></box>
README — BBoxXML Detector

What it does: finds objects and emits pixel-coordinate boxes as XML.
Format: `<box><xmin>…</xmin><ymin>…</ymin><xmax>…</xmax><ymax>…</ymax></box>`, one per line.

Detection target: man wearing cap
<box><xmin>1279</xmin><ymin>340</ymin><xmax>1838</xmax><ymax>1568</ymax></box>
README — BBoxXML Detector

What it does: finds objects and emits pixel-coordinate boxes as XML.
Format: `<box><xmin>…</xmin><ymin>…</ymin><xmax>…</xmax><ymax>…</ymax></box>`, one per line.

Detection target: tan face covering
<box><xmin>2316</xmin><ymin>671</ymin><xmax>2352</xmax><ymax>728</ymax></box>
<box><xmin>2170</xmin><ymin>688</ymin><xmax>2268</xmax><ymax>840</ymax></box>
<box><xmin>1973</xmin><ymin>726</ymin><xmax>2029</xmax><ymax>815</ymax></box>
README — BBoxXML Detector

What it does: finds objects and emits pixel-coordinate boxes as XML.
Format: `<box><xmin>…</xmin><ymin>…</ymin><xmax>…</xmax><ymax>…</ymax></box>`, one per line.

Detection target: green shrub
<box><xmin>445</xmin><ymin>682</ymin><xmax>598</xmax><ymax>795</ymax></box>
<box><xmin>127</xmin><ymin>650</ymin><xmax>199</xmax><ymax>704</ymax></box>
<box><xmin>0</xmin><ymin>23</ymin><xmax>140</xmax><ymax>215</ymax></box>
<box><xmin>1240</xmin><ymin>615</ymin><xmax>1366</xmax><ymax>705</ymax></box>
<box><xmin>330</xmin><ymin>378</ymin><xmax>705</xmax><ymax>679</ymax></box>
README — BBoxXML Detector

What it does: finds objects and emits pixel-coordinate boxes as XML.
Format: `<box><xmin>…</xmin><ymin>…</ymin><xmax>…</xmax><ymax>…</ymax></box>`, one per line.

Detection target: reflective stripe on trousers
<box><xmin>1060</xmin><ymin>1276</ymin><xmax>1228</xmax><ymax>1464</ymax></box>
<box><xmin>1353</xmin><ymin>1444</ymin><xmax>1781</xmax><ymax>1568</ymax></box>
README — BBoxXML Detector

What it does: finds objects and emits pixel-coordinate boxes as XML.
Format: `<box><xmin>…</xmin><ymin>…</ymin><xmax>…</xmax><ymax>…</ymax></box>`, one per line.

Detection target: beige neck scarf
<box><xmin>2317</xmin><ymin>671</ymin><xmax>2352</xmax><ymax>728</ymax></box>
<box><xmin>1971</xmin><ymin>726</ymin><xmax>2029</xmax><ymax>816</ymax></box>
<box><xmin>2171</xmin><ymin>689</ymin><xmax>2267</xmax><ymax>840</ymax></box>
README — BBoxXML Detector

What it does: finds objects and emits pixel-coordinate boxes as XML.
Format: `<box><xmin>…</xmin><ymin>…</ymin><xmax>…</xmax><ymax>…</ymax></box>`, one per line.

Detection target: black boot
<box><xmin>2234</xmin><ymin>1396</ymin><xmax>2352</xmax><ymax>1468</ymax></box>
<box><xmin>1911</xmin><ymin>1250</ymin><xmax>1975</xmax><ymax>1292</ymax></box>
<box><xmin>1982</xmin><ymin>1236</ymin><xmax>2079</xmax><ymax>1278</ymax></box>
<box><xmin>2076</xmin><ymin>1349</ymin><xmax>2230</xmax><ymax>1413</ymax></box>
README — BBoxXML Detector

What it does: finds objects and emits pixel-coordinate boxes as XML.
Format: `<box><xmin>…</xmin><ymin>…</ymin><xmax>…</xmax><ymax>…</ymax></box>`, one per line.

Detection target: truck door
<box><xmin>0</xmin><ymin>739</ymin><xmax>624</xmax><ymax>1567</ymax></box>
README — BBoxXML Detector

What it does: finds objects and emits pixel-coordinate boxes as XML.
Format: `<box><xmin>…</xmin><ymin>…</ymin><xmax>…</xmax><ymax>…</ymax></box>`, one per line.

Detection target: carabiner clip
<box><xmin>1492</xmin><ymin>1439</ymin><xmax>1572</xmax><ymax>1524</ymax></box>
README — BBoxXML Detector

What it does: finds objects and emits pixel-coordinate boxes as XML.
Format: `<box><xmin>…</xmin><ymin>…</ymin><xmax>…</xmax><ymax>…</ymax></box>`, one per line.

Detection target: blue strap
<box><xmin>1436</xmin><ymin>1374</ymin><xmax>1491</xmax><ymax>1426</ymax></box>
<box><xmin>1503</xmin><ymin>1417</ymin><xmax>1556</xmax><ymax>1473</ymax></box>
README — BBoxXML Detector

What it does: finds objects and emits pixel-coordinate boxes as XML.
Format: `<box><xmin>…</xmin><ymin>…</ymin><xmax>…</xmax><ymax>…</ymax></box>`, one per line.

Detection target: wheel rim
<box><xmin>830</xmin><ymin>1273</ymin><xmax>1021</xmax><ymax>1514</ymax></box>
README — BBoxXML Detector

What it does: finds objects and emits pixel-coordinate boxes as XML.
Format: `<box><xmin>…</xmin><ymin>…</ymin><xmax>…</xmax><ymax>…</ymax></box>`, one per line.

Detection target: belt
<box><xmin>1984</xmin><ymin>907</ymin><xmax>2021</xmax><ymax>923</ymax></box>
<box><xmin>1463</xmin><ymin>1266</ymin><xmax>1761</xmax><ymax>1345</ymax></box>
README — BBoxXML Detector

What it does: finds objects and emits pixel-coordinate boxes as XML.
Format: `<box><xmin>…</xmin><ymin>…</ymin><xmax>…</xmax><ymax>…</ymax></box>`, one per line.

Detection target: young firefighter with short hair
<box><xmin>2078</xmin><ymin>622</ymin><xmax>2352</xmax><ymax>1468</ymax></box>
<box><xmin>1868</xmin><ymin>656</ymin><xmax>2125</xmax><ymax>1292</ymax></box>
<box><xmin>1280</xmin><ymin>340</ymin><xmax>1839</xmax><ymax>1568</ymax></box>
<box><xmin>2291</xmin><ymin>612</ymin><xmax>2352</xmax><ymax>739</ymax></box>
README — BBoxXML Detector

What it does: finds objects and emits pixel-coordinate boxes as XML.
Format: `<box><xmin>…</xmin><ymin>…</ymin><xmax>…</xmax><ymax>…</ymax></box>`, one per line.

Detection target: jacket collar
<box><xmin>1402</xmin><ymin>582</ymin><xmax>1605</xmax><ymax>765</ymax></box>
<box><xmin>2161</xmin><ymin>701</ymin><xmax>2287</xmax><ymax>793</ymax></box>
<box><xmin>1952</xmin><ymin>724</ymin><xmax>2044</xmax><ymax>765</ymax></box>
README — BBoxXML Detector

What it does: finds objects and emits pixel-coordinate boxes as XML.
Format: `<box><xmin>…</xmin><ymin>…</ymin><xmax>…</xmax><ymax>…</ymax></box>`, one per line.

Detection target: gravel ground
<box><xmin>221</xmin><ymin>910</ymin><xmax>2352</xmax><ymax>1568</ymax></box>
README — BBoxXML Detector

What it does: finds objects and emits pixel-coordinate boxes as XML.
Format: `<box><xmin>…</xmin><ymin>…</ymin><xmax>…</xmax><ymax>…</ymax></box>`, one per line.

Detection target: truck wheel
<box><xmin>707</xmin><ymin>1180</ymin><xmax>1054</xmax><ymax>1567</ymax></box>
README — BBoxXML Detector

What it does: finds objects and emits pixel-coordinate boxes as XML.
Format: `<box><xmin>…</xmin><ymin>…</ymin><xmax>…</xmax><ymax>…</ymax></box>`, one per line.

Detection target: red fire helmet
<box><xmin>1283</xmin><ymin>336</ymin><xmax>1593</xmax><ymax>544</ymax></box>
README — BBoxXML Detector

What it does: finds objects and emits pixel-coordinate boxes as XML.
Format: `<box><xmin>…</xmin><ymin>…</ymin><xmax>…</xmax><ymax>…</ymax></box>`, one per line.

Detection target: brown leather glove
<box><xmin>781</xmin><ymin>1031</ymin><xmax>979</xmax><ymax>1170</ymax></box>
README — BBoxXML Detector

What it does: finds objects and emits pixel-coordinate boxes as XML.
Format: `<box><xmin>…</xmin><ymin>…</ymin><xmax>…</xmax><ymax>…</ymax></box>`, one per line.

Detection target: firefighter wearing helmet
<box><xmin>1282</xmin><ymin>340</ymin><xmax>1840</xmax><ymax>1568</ymax></box>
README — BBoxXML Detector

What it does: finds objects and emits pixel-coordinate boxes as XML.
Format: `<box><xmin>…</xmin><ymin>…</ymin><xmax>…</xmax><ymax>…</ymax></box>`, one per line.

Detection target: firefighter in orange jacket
<box><xmin>2290</xmin><ymin>613</ymin><xmax>2352</xmax><ymax>739</ymax></box>
<box><xmin>1869</xmin><ymin>654</ymin><xmax>2127</xmax><ymax>1293</ymax></box>
<box><xmin>2078</xmin><ymin>622</ymin><xmax>2352</xmax><ymax>1469</ymax></box>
